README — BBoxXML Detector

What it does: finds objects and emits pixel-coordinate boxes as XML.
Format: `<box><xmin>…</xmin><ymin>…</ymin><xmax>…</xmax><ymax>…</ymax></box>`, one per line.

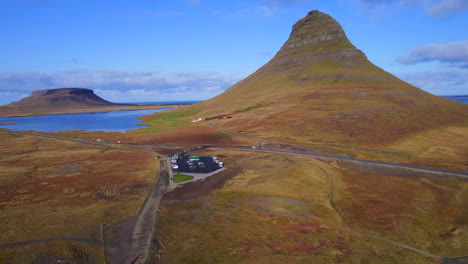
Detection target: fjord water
<box><xmin>0</xmin><ymin>108</ymin><xmax>170</xmax><ymax>132</ymax></box>
<box><xmin>442</xmin><ymin>96</ymin><xmax>468</xmax><ymax>104</ymax></box>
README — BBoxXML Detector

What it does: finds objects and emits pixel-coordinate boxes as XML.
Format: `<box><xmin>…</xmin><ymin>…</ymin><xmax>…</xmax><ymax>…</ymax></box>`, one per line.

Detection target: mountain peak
<box><xmin>267</xmin><ymin>10</ymin><xmax>367</xmax><ymax>74</ymax></box>
<box><xmin>280</xmin><ymin>10</ymin><xmax>350</xmax><ymax>53</ymax></box>
<box><xmin>174</xmin><ymin>10</ymin><xmax>467</xmax><ymax>146</ymax></box>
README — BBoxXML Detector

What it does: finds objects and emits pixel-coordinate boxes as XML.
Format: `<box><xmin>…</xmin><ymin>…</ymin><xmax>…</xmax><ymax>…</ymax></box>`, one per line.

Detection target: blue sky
<box><xmin>0</xmin><ymin>0</ymin><xmax>467</xmax><ymax>105</ymax></box>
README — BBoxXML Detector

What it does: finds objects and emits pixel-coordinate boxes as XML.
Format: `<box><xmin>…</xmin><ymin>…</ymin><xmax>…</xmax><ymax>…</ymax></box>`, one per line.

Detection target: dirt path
<box><xmin>0</xmin><ymin>130</ymin><xmax>169</xmax><ymax>264</ymax></box>
<box><xmin>104</xmin><ymin>159</ymin><xmax>169</xmax><ymax>264</ymax></box>
<box><xmin>2</xmin><ymin>129</ymin><xmax>466</xmax><ymax>262</ymax></box>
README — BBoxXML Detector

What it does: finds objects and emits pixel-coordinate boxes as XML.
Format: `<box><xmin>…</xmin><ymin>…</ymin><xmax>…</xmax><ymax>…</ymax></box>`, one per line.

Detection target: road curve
<box><xmin>1</xmin><ymin>129</ymin><xmax>467</xmax><ymax>262</ymax></box>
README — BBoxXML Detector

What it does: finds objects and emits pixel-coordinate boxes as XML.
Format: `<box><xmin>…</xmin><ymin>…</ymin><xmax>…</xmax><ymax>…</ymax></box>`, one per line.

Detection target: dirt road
<box><xmin>104</xmin><ymin>159</ymin><xmax>169</xmax><ymax>264</ymax></box>
<box><xmin>1</xmin><ymin>129</ymin><xmax>467</xmax><ymax>263</ymax></box>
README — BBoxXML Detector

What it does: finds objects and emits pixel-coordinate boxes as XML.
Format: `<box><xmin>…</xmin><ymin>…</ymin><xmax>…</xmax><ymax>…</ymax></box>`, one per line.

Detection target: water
<box><xmin>0</xmin><ymin>108</ymin><xmax>170</xmax><ymax>132</ymax></box>
<box><xmin>1</xmin><ymin>97</ymin><xmax>464</xmax><ymax>133</ymax></box>
<box><xmin>127</xmin><ymin>100</ymin><xmax>202</xmax><ymax>105</ymax></box>
<box><xmin>441</xmin><ymin>96</ymin><xmax>468</xmax><ymax>104</ymax></box>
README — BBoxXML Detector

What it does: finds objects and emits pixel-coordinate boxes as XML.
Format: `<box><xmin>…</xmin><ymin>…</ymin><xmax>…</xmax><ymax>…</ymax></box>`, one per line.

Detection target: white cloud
<box><xmin>355</xmin><ymin>0</ymin><xmax>413</xmax><ymax>20</ymax></box>
<box><xmin>426</xmin><ymin>0</ymin><xmax>468</xmax><ymax>18</ymax></box>
<box><xmin>397</xmin><ymin>40</ymin><xmax>468</xmax><ymax>68</ymax></box>
<box><xmin>0</xmin><ymin>69</ymin><xmax>242</xmax><ymax>104</ymax></box>
<box><xmin>257</xmin><ymin>5</ymin><xmax>278</xmax><ymax>18</ymax></box>
<box><xmin>396</xmin><ymin>69</ymin><xmax>468</xmax><ymax>95</ymax></box>
<box><xmin>356</xmin><ymin>0</ymin><xmax>468</xmax><ymax>19</ymax></box>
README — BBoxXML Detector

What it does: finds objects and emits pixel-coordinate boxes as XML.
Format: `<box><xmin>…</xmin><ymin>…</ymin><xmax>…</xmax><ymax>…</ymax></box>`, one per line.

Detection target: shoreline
<box><xmin>0</xmin><ymin>104</ymin><xmax>182</xmax><ymax>118</ymax></box>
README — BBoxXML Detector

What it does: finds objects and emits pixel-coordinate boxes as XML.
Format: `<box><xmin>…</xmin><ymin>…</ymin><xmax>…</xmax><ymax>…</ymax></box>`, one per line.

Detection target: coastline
<box><xmin>0</xmin><ymin>104</ymin><xmax>180</xmax><ymax>118</ymax></box>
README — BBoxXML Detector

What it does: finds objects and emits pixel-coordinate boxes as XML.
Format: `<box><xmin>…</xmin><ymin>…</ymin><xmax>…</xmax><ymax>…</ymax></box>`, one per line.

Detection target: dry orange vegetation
<box><xmin>383</xmin><ymin>125</ymin><xmax>468</xmax><ymax>171</ymax></box>
<box><xmin>40</xmin><ymin>122</ymin><xmax>252</xmax><ymax>146</ymax></box>
<box><xmin>156</xmin><ymin>149</ymin><xmax>467</xmax><ymax>263</ymax></box>
<box><xmin>338</xmin><ymin>169</ymin><xmax>467</xmax><ymax>257</ymax></box>
<box><xmin>0</xmin><ymin>132</ymin><xmax>157</xmax><ymax>263</ymax></box>
<box><xmin>145</xmin><ymin>86</ymin><xmax>467</xmax><ymax>152</ymax></box>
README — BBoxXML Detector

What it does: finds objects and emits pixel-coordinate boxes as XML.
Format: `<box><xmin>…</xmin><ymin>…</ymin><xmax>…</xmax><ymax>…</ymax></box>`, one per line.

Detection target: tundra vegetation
<box><xmin>0</xmin><ymin>120</ymin><xmax>466</xmax><ymax>263</ymax></box>
<box><xmin>155</xmin><ymin>148</ymin><xmax>467</xmax><ymax>264</ymax></box>
<box><xmin>0</xmin><ymin>132</ymin><xmax>157</xmax><ymax>263</ymax></box>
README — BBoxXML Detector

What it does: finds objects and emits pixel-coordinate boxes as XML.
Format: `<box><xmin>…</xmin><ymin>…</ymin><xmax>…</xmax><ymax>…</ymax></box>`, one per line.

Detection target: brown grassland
<box><xmin>0</xmin><ymin>111</ymin><xmax>466</xmax><ymax>263</ymax></box>
<box><xmin>0</xmin><ymin>131</ymin><xmax>157</xmax><ymax>263</ymax></box>
<box><xmin>156</xmin><ymin>148</ymin><xmax>467</xmax><ymax>264</ymax></box>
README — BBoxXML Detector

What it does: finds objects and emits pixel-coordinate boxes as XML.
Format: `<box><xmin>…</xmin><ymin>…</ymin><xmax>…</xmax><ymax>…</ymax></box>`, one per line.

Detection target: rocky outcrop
<box><xmin>263</xmin><ymin>10</ymin><xmax>374</xmax><ymax>74</ymax></box>
<box><xmin>279</xmin><ymin>10</ymin><xmax>351</xmax><ymax>52</ymax></box>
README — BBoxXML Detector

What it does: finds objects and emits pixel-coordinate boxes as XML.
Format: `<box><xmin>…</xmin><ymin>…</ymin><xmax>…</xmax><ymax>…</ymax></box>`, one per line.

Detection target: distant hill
<box><xmin>0</xmin><ymin>88</ymin><xmax>130</xmax><ymax>117</ymax></box>
<box><xmin>149</xmin><ymin>10</ymin><xmax>468</xmax><ymax>146</ymax></box>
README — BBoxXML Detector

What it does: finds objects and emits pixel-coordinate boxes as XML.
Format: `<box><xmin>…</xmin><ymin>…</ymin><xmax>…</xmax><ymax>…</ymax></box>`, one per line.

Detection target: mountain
<box><xmin>0</xmin><ymin>88</ymin><xmax>129</xmax><ymax>116</ymax></box>
<box><xmin>157</xmin><ymin>10</ymin><xmax>467</xmax><ymax>146</ymax></box>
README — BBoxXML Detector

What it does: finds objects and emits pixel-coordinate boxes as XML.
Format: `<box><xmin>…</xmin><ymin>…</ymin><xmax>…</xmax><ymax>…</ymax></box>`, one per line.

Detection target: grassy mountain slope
<box><xmin>144</xmin><ymin>10</ymin><xmax>467</xmax><ymax>147</ymax></box>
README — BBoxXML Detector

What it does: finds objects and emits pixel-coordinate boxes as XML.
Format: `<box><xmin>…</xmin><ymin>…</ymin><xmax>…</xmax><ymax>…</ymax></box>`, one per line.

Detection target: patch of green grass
<box><xmin>133</xmin><ymin>109</ymin><xmax>192</xmax><ymax>133</ymax></box>
<box><xmin>173</xmin><ymin>173</ymin><xmax>194</xmax><ymax>183</ymax></box>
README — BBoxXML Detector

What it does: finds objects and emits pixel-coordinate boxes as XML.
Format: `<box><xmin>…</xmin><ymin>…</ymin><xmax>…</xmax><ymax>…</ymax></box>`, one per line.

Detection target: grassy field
<box><xmin>155</xmin><ymin>149</ymin><xmax>467</xmax><ymax>263</ymax></box>
<box><xmin>134</xmin><ymin>109</ymin><xmax>194</xmax><ymax>133</ymax></box>
<box><xmin>173</xmin><ymin>173</ymin><xmax>194</xmax><ymax>183</ymax></box>
<box><xmin>383</xmin><ymin>124</ymin><xmax>468</xmax><ymax>171</ymax></box>
<box><xmin>0</xmin><ymin>132</ymin><xmax>157</xmax><ymax>263</ymax></box>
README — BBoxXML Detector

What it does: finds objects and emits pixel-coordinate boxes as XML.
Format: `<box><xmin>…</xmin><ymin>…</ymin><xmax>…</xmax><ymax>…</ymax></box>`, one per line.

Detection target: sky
<box><xmin>0</xmin><ymin>0</ymin><xmax>467</xmax><ymax>105</ymax></box>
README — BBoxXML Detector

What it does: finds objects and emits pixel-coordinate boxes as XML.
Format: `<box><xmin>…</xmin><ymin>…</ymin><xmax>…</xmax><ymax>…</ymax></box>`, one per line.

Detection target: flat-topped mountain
<box><xmin>152</xmin><ymin>10</ymin><xmax>467</xmax><ymax>146</ymax></box>
<box><xmin>17</xmin><ymin>88</ymin><xmax>117</xmax><ymax>107</ymax></box>
<box><xmin>0</xmin><ymin>88</ymin><xmax>130</xmax><ymax>117</ymax></box>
